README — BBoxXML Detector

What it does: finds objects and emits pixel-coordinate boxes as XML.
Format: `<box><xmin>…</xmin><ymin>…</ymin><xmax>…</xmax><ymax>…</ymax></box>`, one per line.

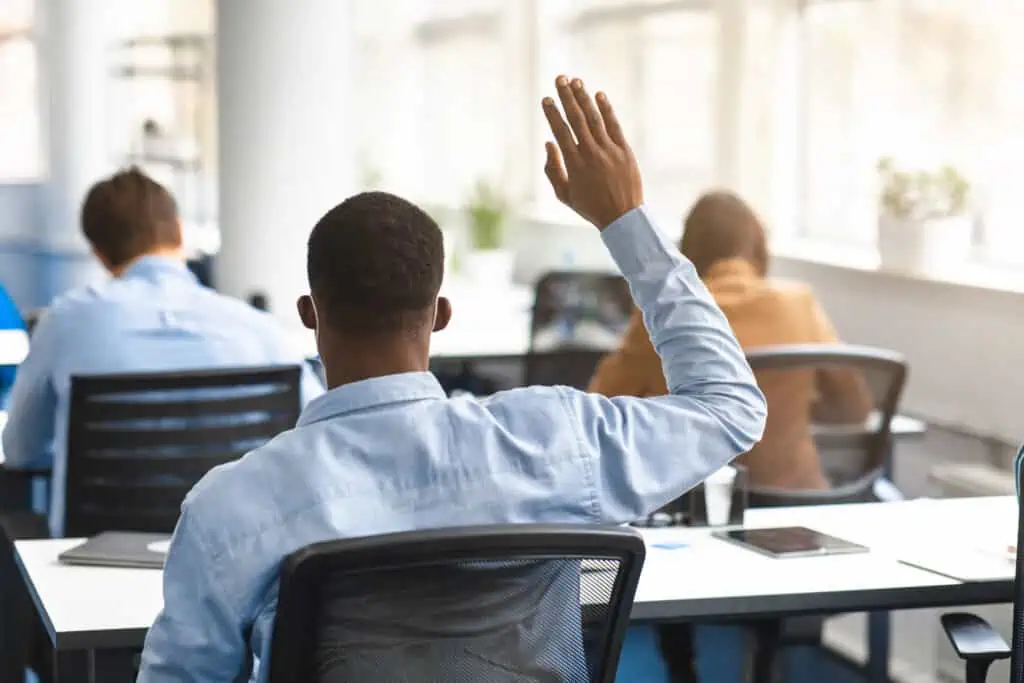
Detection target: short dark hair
<box><xmin>307</xmin><ymin>191</ymin><xmax>444</xmax><ymax>335</ymax></box>
<box><xmin>80</xmin><ymin>168</ymin><xmax>181</xmax><ymax>268</ymax></box>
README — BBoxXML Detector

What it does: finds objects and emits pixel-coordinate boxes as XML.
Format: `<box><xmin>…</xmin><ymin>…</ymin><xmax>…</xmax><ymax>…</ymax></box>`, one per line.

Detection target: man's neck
<box><xmin>110</xmin><ymin>247</ymin><xmax>186</xmax><ymax>278</ymax></box>
<box><xmin>319</xmin><ymin>334</ymin><xmax>431</xmax><ymax>390</ymax></box>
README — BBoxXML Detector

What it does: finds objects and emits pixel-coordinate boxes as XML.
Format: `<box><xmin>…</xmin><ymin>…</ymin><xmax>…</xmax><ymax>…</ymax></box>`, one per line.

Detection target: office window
<box><xmin>564</xmin><ymin>2</ymin><xmax>718</xmax><ymax>221</ymax></box>
<box><xmin>799</xmin><ymin>0</ymin><xmax>875</xmax><ymax>243</ymax></box>
<box><xmin>418</xmin><ymin>6</ymin><xmax>505</xmax><ymax>206</ymax></box>
<box><xmin>352</xmin><ymin>0</ymin><xmax>508</xmax><ymax>208</ymax></box>
<box><xmin>797</xmin><ymin>0</ymin><xmax>1024</xmax><ymax>261</ymax></box>
<box><xmin>0</xmin><ymin>0</ymin><xmax>41</xmax><ymax>180</ymax></box>
<box><xmin>348</xmin><ymin>0</ymin><xmax>1024</xmax><ymax>271</ymax></box>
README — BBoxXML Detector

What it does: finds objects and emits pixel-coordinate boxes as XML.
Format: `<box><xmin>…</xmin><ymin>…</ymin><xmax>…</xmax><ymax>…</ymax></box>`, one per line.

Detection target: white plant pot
<box><xmin>461</xmin><ymin>248</ymin><xmax>516</xmax><ymax>286</ymax></box>
<box><xmin>877</xmin><ymin>215</ymin><xmax>972</xmax><ymax>274</ymax></box>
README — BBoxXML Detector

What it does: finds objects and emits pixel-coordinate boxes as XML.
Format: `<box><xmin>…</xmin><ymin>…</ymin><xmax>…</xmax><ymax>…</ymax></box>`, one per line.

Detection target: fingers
<box><xmin>571</xmin><ymin>79</ymin><xmax>609</xmax><ymax>146</ymax></box>
<box><xmin>544</xmin><ymin>142</ymin><xmax>569</xmax><ymax>203</ymax></box>
<box><xmin>596</xmin><ymin>91</ymin><xmax>627</xmax><ymax>147</ymax></box>
<box><xmin>556</xmin><ymin>76</ymin><xmax>595</xmax><ymax>150</ymax></box>
<box><xmin>542</xmin><ymin>97</ymin><xmax>579</xmax><ymax>165</ymax></box>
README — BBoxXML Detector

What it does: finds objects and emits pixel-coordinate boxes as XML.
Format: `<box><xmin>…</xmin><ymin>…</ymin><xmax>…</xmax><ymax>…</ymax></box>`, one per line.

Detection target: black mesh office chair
<box><xmin>744</xmin><ymin>343</ymin><xmax>908</xmax><ymax>506</ymax></box>
<box><xmin>742</xmin><ymin>344</ymin><xmax>908</xmax><ymax>683</ymax></box>
<box><xmin>522</xmin><ymin>271</ymin><xmax>632</xmax><ymax>391</ymax></box>
<box><xmin>939</xmin><ymin>498</ymin><xmax>1020</xmax><ymax>683</ymax></box>
<box><xmin>268</xmin><ymin>524</ymin><xmax>646</xmax><ymax>683</ymax></box>
<box><xmin>64</xmin><ymin>365</ymin><xmax>301</xmax><ymax>537</ymax></box>
<box><xmin>530</xmin><ymin>271</ymin><xmax>632</xmax><ymax>352</ymax></box>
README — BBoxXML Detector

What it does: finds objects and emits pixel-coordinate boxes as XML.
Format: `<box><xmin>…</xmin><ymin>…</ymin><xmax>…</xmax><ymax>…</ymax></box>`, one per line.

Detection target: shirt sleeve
<box><xmin>586</xmin><ymin>308</ymin><xmax>663</xmax><ymax>398</ymax></box>
<box><xmin>3</xmin><ymin>311</ymin><xmax>58</xmax><ymax>469</ymax></box>
<box><xmin>559</xmin><ymin>207</ymin><xmax>767</xmax><ymax>523</ymax></box>
<box><xmin>138</xmin><ymin>507</ymin><xmax>251</xmax><ymax>683</ymax></box>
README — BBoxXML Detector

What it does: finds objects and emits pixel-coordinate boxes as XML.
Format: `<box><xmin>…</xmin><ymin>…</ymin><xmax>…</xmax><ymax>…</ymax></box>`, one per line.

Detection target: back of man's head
<box><xmin>306</xmin><ymin>191</ymin><xmax>444</xmax><ymax>337</ymax></box>
<box><xmin>81</xmin><ymin>168</ymin><xmax>181</xmax><ymax>270</ymax></box>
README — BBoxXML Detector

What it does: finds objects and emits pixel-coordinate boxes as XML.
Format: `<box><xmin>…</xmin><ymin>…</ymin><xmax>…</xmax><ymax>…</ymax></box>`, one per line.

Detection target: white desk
<box><xmin>627</xmin><ymin>497</ymin><xmax>1015</xmax><ymax>622</ymax></box>
<box><xmin>15</xmin><ymin>496</ymin><xmax>1014</xmax><ymax>656</ymax></box>
<box><xmin>0</xmin><ymin>329</ymin><xmax>29</xmax><ymax>366</ymax></box>
<box><xmin>889</xmin><ymin>414</ymin><xmax>927</xmax><ymax>438</ymax></box>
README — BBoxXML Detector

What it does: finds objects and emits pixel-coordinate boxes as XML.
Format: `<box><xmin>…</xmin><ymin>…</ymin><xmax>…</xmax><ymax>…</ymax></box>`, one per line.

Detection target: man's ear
<box><xmin>433</xmin><ymin>297</ymin><xmax>452</xmax><ymax>332</ymax></box>
<box><xmin>297</xmin><ymin>294</ymin><xmax>317</xmax><ymax>330</ymax></box>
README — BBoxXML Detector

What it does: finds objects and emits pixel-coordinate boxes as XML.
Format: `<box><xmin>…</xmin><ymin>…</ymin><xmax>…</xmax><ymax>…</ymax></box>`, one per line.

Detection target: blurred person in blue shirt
<box><xmin>137</xmin><ymin>77</ymin><xmax>767</xmax><ymax>683</ymax></box>
<box><xmin>2</xmin><ymin>168</ymin><xmax>323</xmax><ymax>538</ymax></box>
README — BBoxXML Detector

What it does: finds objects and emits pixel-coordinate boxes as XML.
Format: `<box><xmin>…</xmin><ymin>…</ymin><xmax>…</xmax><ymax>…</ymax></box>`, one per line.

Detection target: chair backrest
<box><xmin>524</xmin><ymin>349</ymin><xmax>608</xmax><ymax>390</ymax></box>
<box><xmin>744</xmin><ymin>343</ymin><xmax>907</xmax><ymax>506</ymax></box>
<box><xmin>269</xmin><ymin>525</ymin><xmax>646</xmax><ymax>683</ymax></box>
<box><xmin>530</xmin><ymin>272</ymin><xmax>632</xmax><ymax>352</ymax></box>
<box><xmin>65</xmin><ymin>365</ymin><xmax>301</xmax><ymax>537</ymax></box>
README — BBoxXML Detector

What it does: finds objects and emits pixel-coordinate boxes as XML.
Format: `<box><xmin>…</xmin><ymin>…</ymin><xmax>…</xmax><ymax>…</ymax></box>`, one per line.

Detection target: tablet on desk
<box><xmin>58</xmin><ymin>531</ymin><xmax>170</xmax><ymax>569</ymax></box>
<box><xmin>713</xmin><ymin>526</ymin><xmax>867</xmax><ymax>559</ymax></box>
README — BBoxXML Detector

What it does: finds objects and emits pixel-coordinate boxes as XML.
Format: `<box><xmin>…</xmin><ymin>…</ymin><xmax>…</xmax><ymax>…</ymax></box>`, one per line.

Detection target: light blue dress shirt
<box><xmin>137</xmin><ymin>208</ymin><xmax>768</xmax><ymax>683</ymax></box>
<box><xmin>2</xmin><ymin>256</ymin><xmax>323</xmax><ymax>536</ymax></box>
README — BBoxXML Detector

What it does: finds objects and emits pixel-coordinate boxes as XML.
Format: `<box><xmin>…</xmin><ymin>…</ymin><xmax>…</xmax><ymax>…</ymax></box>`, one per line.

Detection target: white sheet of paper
<box><xmin>147</xmin><ymin>540</ymin><xmax>170</xmax><ymax>554</ymax></box>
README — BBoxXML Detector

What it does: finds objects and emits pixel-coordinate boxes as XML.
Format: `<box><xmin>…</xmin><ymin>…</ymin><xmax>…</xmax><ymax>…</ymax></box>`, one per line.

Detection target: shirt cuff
<box><xmin>600</xmin><ymin>205</ymin><xmax>679</xmax><ymax>277</ymax></box>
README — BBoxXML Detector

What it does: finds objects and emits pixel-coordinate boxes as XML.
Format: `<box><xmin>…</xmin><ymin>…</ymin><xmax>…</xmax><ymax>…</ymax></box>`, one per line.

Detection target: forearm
<box><xmin>601</xmin><ymin>207</ymin><xmax>761</xmax><ymax>400</ymax></box>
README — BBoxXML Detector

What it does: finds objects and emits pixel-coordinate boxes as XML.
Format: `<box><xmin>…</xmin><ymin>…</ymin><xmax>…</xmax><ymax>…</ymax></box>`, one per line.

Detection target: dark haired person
<box><xmin>591</xmin><ymin>189</ymin><xmax>870</xmax><ymax>489</ymax></box>
<box><xmin>137</xmin><ymin>77</ymin><xmax>766</xmax><ymax>683</ymax></box>
<box><xmin>3</xmin><ymin>168</ymin><xmax>323</xmax><ymax>538</ymax></box>
<box><xmin>589</xmin><ymin>190</ymin><xmax>870</xmax><ymax>682</ymax></box>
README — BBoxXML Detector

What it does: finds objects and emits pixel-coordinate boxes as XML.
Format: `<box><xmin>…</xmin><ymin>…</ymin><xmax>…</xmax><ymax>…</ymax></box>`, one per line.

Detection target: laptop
<box><xmin>58</xmin><ymin>531</ymin><xmax>171</xmax><ymax>569</ymax></box>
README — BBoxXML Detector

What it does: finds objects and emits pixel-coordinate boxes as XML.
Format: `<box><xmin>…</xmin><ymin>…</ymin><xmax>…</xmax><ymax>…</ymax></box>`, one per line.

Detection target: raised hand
<box><xmin>542</xmin><ymin>75</ymin><xmax>644</xmax><ymax>231</ymax></box>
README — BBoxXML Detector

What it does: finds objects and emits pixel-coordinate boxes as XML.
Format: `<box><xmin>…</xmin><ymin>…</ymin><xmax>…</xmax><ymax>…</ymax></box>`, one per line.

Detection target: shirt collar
<box><xmin>121</xmin><ymin>255</ymin><xmax>197</xmax><ymax>283</ymax></box>
<box><xmin>297</xmin><ymin>371</ymin><xmax>447</xmax><ymax>427</ymax></box>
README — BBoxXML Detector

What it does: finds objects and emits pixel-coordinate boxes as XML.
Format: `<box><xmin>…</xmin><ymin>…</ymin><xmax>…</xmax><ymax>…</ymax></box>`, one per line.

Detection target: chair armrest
<box><xmin>941</xmin><ymin>613</ymin><xmax>1011</xmax><ymax>661</ymax></box>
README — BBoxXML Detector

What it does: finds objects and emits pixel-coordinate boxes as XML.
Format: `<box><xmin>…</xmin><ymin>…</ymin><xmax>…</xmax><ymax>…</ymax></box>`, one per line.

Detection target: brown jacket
<box><xmin>588</xmin><ymin>258</ymin><xmax>871</xmax><ymax>491</ymax></box>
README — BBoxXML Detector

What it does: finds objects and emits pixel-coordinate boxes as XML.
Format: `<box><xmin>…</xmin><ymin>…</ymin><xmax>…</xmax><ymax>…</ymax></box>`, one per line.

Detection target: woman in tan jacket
<box><xmin>590</xmin><ymin>190</ymin><xmax>870</xmax><ymax>683</ymax></box>
<box><xmin>589</xmin><ymin>190</ymin><xmax>871</xmax><ymax>491</ymax></box>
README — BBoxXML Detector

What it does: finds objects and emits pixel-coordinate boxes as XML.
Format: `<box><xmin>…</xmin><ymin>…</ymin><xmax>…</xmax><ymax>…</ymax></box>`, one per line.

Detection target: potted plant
<box><xmin>876</xmin><ymin>157</ymin><xmax>972</xmax><ymax>274</ymax></box>
<box><xmin>462</xmin><ymin>181</ymin><xmax>515</xmax><ymax>285</ymax></box>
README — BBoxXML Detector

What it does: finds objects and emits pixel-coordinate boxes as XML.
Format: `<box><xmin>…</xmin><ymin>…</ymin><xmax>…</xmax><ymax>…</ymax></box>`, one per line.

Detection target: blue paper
<box><xmin>652</xmin><ymin>542</ymin><xmax>689</xmax><ymax>550</ymax></box>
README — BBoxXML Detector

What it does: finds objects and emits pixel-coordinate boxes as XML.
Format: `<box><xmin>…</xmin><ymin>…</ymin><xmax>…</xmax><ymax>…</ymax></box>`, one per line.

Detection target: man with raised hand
<box><xmin>137</xmin><ymin>76</ymin><xmax>766</xmax><ymax>683</ymax></box>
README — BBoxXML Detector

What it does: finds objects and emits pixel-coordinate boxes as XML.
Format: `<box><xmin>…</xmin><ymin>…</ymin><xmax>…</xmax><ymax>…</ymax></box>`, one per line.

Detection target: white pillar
<box><xmin>36</xmin><ymin>0</ymin><xmax>118</xmax><ymax>293</ymax></box>
<box><xmin>715</xmin><ymin>0</ymin><xmax>747</xmax><ymax>190</ymax></box>
<box><xmin>215</xmin><ymin>0</ymin><xmax>355</xmax><ymax>319</ymax></box>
